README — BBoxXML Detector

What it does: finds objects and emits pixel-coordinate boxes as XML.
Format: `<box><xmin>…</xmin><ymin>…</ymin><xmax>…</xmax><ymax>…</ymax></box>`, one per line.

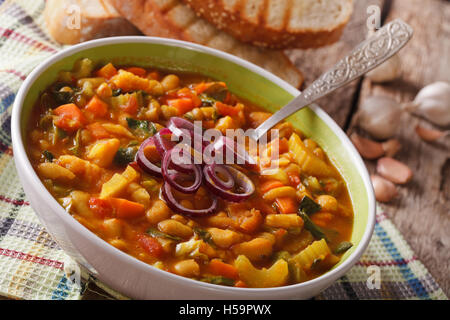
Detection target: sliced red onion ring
<box><xmin>135</xmin><ymin>137</ymin><xmax>162</xmax><ymax>177</ymax></box>
<box><xmin>203</xmin><ymin>165</ymin><xmax>255</xmax><ymax>202</ymax></box>
<box><xmin>168</xmin><ymin>117</ymin><xmax>195</xmax><ymax>132</ymax></box>
<box><xmin>212</xmin><ymin>136</ymin><xmax>256</xmax><ymax>166</ymax></box>
<box><xmin>162</xmin><ymin>181</ymin><xmax>218</xmax><ymax>216</ymax></box>
<box><xmin>204</xmin><ymin>163</ymin><xmax>234</xmax><ymax>190</ymax></box>
<box><xmin>162</xmin><ymin>149</ymin><xmax>202</xmax><ymax>194</ymax></box>
<box><xmin>154</xmin><ymin>128</ymin><xmax>175</xmax><ymax>155</ymax></box>
<box><xmin>168</xmin><ymin>117</ymin><xmax>208</xmax><ymax>165</ymax></box>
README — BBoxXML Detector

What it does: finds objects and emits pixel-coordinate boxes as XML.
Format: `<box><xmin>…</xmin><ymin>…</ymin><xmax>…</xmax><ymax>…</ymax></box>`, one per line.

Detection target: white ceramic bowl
<box><xmin>12</xmin><ymin>37</ymin><xmax>375</xmax><ymax>299</ymax></box>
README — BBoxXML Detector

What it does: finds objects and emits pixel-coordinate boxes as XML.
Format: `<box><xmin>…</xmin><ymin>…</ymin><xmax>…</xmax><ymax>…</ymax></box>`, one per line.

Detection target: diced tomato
<box><xmin>85</xmin><ymin>95</ymin><xmax>108</xmax><ymax>118</ymax></box>
<box><xmin>125</xmin><ymin>67</ymin><xmax>147</xmax><ymax>78</ymax></box>
<box><xmin>128</xmin><ymin>161</ymin><xmax>141</xmax><ymax>172</ymax></box>
<box><xmin>120</xmin><ymin>95</ymin><xmax>138</xmax><ymax>115</ymax></box>
<box><xmin>89</xmin><ymin>197</ymin><xmax>113</xmax><ymax>219</ymax></box>
<box><xmin>96</xmin><ymin>63</ymin><xmax>117</xmax><ymax>79</ymax></box>
<box><xmin>109</xmin><ymin>198</ymin><xmax>145</xmax><ymax>219</ymax></box>
<box><xmin>288</xmin><ymin>172</ymin><xmax>301</xmax><ymax>186</ymax></box>
<box><xmin>53</xmin><ymin>103</ymin><xmax>86</xmax><ymax>133</ymax></box>
<box><xmin>138</xmin><ymin>234</ymin><xmax>163</xmax><ymax>258</ymax></box>
<box><xmin>215</xmin><ymin>101</ymin><xmax>240</xmax><ymax>117</ymax></box>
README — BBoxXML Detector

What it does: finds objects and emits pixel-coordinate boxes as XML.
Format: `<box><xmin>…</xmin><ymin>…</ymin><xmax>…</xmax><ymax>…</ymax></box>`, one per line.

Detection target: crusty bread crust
<box><xmin>45</xmin><ymin>0</ymin><xmax>140</xmax><ymax>45</ymax></box>
<box><xmin>182</xmin><ymin>0</ymin><xmax>353</xmax><ymax>49</ymax></box>
<box><xmin>109</xmin><ymin>0</ymin><xmax>303</xmax><ymax>88</ymax></box>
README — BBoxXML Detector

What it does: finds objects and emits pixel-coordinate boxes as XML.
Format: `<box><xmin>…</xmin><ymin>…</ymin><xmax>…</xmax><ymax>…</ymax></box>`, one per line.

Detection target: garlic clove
<box><xmin>405</xmin><ymin>82</ymin><xmax>450</xmax><ymax>127</ymax></box>
<box><xmin>415</xmin><ymin>125</ymin><xmax>449</xmax><ymax>142</ymax></box>
<box><xmin>357</xmin><ymin>96</ymin><xmax>402</xmax><ymax>140</ymax></box>
<box><xmin>381</xmin><ymin>139</ymin><xmax>402</xmax><ymax>158</ymax></box>
<box><xmin>366</xmin><ymin>54</ymin><xmax>401</xmax><ymax>83</ymax></box>
<box><xmin>377</xmin><ymin>157</ymin><xmax>413</xmax><ymax>185</ymax></box>
<box><xmin>371</xmin><ymin>174</ymin><xmax>398</xmax><ymax>203</ymax></box>
<box><xmin>350</xmin><ymin>133</ymin><xmax>385</xmax><ymax>159</ymax></box>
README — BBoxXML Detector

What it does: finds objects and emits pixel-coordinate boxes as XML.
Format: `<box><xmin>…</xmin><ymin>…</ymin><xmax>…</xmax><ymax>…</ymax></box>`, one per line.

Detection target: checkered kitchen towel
<box><xmin>0</xmin><ymin>0</ymin><xmax>446</xmax><ymax>300</ymax></box>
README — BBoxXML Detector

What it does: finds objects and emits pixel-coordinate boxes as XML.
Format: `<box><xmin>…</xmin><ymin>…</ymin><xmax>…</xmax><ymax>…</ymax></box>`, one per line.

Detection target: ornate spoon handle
<box><xmin>251</xmin><ymin>19</ymin><xmax>413</xmax><ymax>141</ymax></box>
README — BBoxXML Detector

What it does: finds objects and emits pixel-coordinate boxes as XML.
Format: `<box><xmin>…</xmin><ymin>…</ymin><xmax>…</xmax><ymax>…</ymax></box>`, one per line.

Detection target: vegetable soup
<box><xmin>26</xmin><ymin>59</ymin><xmax>354</xmax><ymax>288</ymax></box>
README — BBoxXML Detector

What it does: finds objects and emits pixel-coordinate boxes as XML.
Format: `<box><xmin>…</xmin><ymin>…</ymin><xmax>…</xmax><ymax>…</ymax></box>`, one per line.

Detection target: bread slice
<box><xmin>109</xmin><ymin>0</ymin><xmax>303</xmax><ymax>88</ymax></box>
<box><xmin>181</xmin><ymin>0</ymin><xmax>354</xmax><ymax>49</ymax></box>
<box><xmin>44</xmin><ymin>0</ymin><xmax>141</xmax><ymax>45</ymax></box>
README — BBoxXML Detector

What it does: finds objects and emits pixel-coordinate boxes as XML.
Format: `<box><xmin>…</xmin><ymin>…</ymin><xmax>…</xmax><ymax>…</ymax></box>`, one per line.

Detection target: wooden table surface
<box><xmin>3</xmin><ymin>0</ymin><xmax>446</xmax><ymax>301</ymax></box>
<box><xmin>290</xmin><ymin>0</ymin><xmax>450</xmax><ymax>296</ymax></box>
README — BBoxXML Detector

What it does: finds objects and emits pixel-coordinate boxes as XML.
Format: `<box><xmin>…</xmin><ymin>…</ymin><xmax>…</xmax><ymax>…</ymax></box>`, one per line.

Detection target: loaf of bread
<box><xmin>44</xmin><ymin>0</ymin><xmax>141</xmax><ymax>45</ymax></box>
<box><xmin>109</xmin><ymin>0</ymin><xmax>304</xmax><ymax>88</ymax></box>
<box><xmin>182</xmin><ymin>0</ymin><xmax>354</xmax><ymax>49</ymax></box>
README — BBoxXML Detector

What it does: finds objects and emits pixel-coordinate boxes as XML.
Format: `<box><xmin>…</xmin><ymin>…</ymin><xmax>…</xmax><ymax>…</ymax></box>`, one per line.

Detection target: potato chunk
<box><xmin>86</xmin><ymin>138</ymin><xmax>120</xmax><ymax>168</ymax></box>
<box><xmin>100</xmin><ymin>174</ymin><xmax>128</xmax><ymax>199</ymax></box>
<box><xmin>235</xmin><ymin>255</ymin><xmax>289</xmax><ymax>288</ymax></box>
<box><xmin>100</xmin><ymin>165</ymin><xmax>140</xmax><ymax>199</ymax></box>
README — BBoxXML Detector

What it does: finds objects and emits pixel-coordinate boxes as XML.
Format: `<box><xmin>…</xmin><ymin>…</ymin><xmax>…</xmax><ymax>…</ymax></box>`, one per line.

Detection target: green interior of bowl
<box><xmin>21</xmin><ymin>41</ymin><xmax>369</xmax><ymax>270</ymax></box>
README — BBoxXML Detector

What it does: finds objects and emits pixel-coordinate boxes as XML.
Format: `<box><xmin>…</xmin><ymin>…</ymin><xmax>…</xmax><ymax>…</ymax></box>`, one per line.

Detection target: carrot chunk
<box><xmin>96</xmin><ymin>63</ymin><xmax>117</xmax><ymax>79</ymax></box>
<box><xmin>275</xmin><ymin>197</ymin><xmax>298</xmax><ymax>214</ymax></box>
<box><xmin>85</xmin><ymin>95</ymin><xmax>108</xmax><ymax>118</ymax></box>
<box><xmin>260</xmin><ymin>180</ymin><xmax>285</xmax><ymax>194</ymax></box>
<box><xmin>53</xmin><ymin>103</ymin><xmax>86</xmax><ymax>133</ymax></box>
<box><xmin>208</xmin><ymin>259</ymin><xmax>239</xmax><ymax>280</ymax></box>
<box><xmin>125</xmin><ymin>67</ymin><xmax>147</xmax><ymax>78</ymax></box>
<box><xmin>215</xmin><ymin>101</ymin><xmax>240</xmax><ymax>117</ymax></box>
<box><xmin>167</xmin><ymin>98</ymin><xmax>195</xmax><ymax>115</ymax></box>
<box><xmin>109</xmin><ymin>198</ymin><xmax>145</xmax><ymax>219</ymax></box>
<box><xmin>177</xmin><ymin>88</ymin><xmax>202</xmax><ymax>107</ymax></box>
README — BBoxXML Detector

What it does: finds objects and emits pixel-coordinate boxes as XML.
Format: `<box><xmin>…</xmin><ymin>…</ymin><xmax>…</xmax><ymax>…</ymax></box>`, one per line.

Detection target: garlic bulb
<box><xmin>404</xmin><ymin>82</ymin><xmax>450</xmax><ymax>126</ymax></box>
<box><xmin>366</xmin><ymin>55</ymin><xmax>401</xmax><ymax>83</ymax></box>
<box><xmin>357</xmin><ymin>96</ymin><xmax>403</xmax><ymax>140</ymax></box>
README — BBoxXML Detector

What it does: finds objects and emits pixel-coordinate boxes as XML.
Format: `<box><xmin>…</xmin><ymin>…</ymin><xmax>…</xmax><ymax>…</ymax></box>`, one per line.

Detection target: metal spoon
<box><xmin>248</xmin><ymin>19</ymin><xmax>413</xmax><ymax>142</ymax></box>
